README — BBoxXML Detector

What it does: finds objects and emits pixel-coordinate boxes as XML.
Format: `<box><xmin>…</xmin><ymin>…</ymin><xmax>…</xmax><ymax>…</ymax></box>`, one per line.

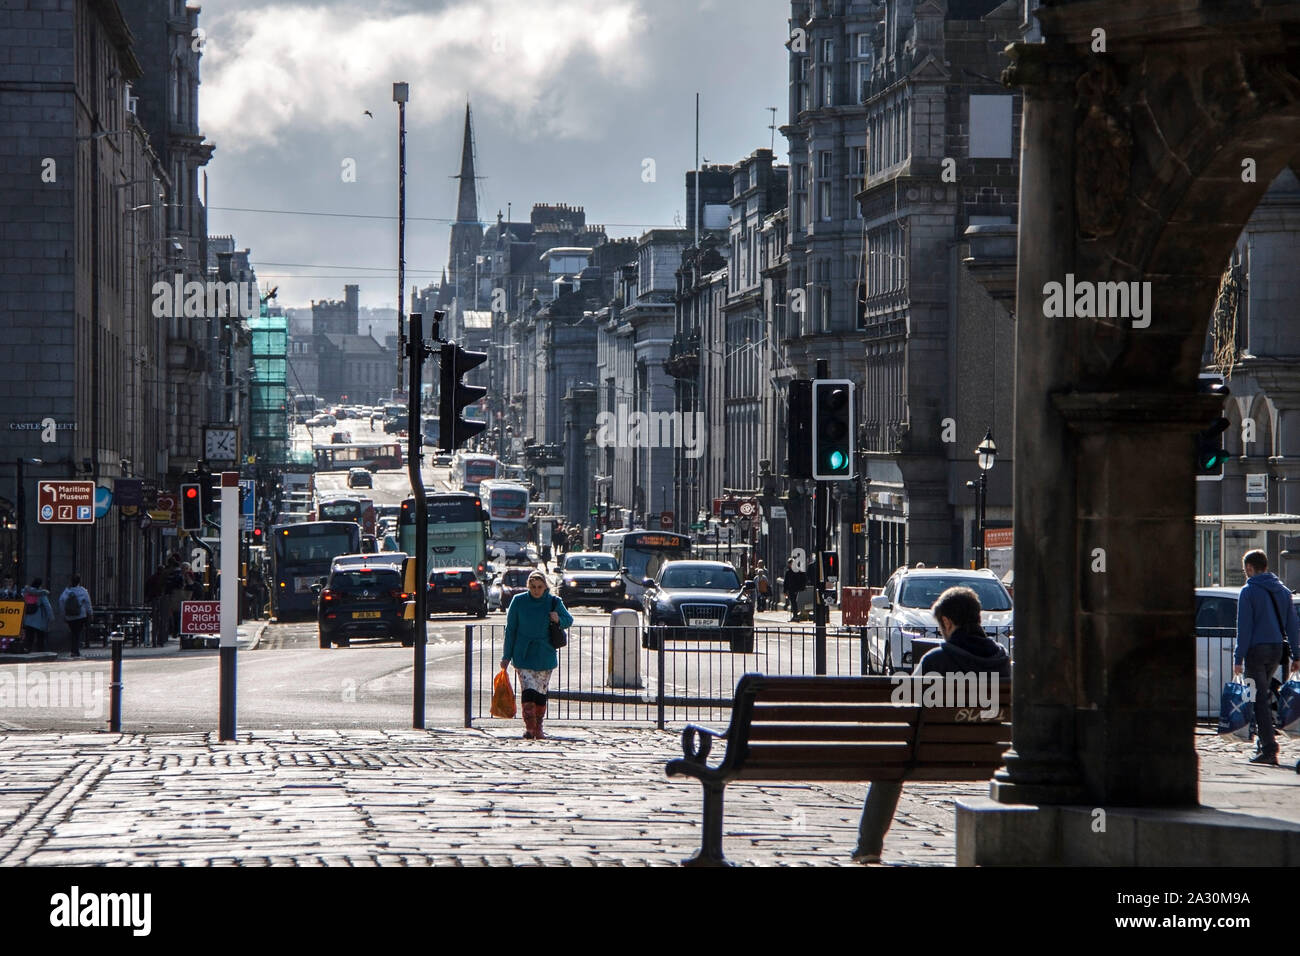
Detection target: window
<box><xmin>854</xmin><ymin>146</ymin><xmax>866</xmax><ymax>178</ymax></box>
<box><xmin>858</xmin><ymin>33</ymin><xmax>871</xmax><ymax>57</ymax></box>
<box><xmin>823</xmin><ymin>39</ymin><xmax>833</xmax><ymax>62</ymax></box>
<box><xmin>823</xmin><ymin>68</ymin><xmax>833</xmax><ymax>108</ymax></box>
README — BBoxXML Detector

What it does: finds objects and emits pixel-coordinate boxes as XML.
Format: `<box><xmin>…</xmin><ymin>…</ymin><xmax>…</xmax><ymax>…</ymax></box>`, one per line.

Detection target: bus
<box><xmin>450</xmin><ymin>452</ymin><xmax>500</xmax><ymax>491</ymax></box>
<box><xmin>599</xmin><ymin>529</ymin><xmax>693</xmax><ymax>602</ymax></box>
<box><xmin>270</xmin><ymin>520</ymin><xmax>362</xmax><ymax>619</ymax></box>
<box><xmin>397</xmin><ymin>493</ymin><xmax>490</xmax><ymax>579</ymax></box>
<box><xmin>479</xmin><ymin>479</ymin><xmax>532</xmax><ymax>560</ymax></box>
<box><xmin>313</xmin><ymin>442</ymin><xmax>402</xmax><ymax>472</ymax></box>
<box><xmin>316</xmin><ymin>497</ymin><xmax>363</xmax><ymax>524</ymax></box>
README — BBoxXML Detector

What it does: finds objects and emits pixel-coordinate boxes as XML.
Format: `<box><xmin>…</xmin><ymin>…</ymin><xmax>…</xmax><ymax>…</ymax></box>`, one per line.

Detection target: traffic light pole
<box><xmin>814</xmin><ymin>358</ymin><xmax>829</xmax><ymax>675</ymax></box>
<box><xmin>407</xmin><ymin>311</ymin><xmax>433</xmax><ymax>730</ymax></box>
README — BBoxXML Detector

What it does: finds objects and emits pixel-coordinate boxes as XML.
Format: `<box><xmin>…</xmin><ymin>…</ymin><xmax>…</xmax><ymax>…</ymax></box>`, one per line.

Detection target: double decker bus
<box><xmin>449</xmin><ymin>452</ymin><xmax>500</xmax><ymax>492</ymax></box>
<box><xmin>270</xmin><ymin>520</ymin><xmax>362</xmax><ymax>619</ymax></box>
<box><xmin>398</xmin><ymin>493</ymin><xmax>490</xmax><ymax>579</ymax></box>
<box><xmin>479</xmin><ymin>479</ymin><xmax>532</xmax><ymax>560</ymax></box>
<box><xmin>599</xmin><ymin>529</ymin><xmax>693</xmax><ymax>602</ymax></box>
<box><xmin>313</xmin><ymin>442</ymin><xmax>402</xmax><ymax>472</ymax></box>
<box><xmin>315</xmin><ymin>497</ymin><xmax>364</xmax><ymax>524</ymax></box>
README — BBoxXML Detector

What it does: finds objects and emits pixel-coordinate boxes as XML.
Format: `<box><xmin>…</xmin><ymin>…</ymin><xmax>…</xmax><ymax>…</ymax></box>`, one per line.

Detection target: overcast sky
<box><xmin>198</xmin><ymin>0</ymin><xmax>792</xmax><ymax>310</ymax></box>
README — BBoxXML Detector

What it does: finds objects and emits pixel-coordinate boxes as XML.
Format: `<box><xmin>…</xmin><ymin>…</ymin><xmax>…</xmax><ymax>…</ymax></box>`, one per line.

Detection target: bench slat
<box><xmin>750</xmin><ymin>704</ymin><xmax>924</xmax><ymax>723</ymax></box>
<box><xmin>912</xmin><ymin>743</ymin><xmax>1009</xmax><ymax>762</ymax></box>
<box><xmin>745</xmin><ymin>722</ymin><xmax>914</xmax><ymax>742</ymax></box>
<box><xmin>731</xmin><ymin>764</ymin><xmax>1000</xmax><ymax>783</ymax></box>
<box><xmin>742</xmin><ymin>679</ymin><xmax>1012</xmax><ymax>706</ymax></box>
<box><xmin>744</xmin><ymin>722</ymin><xmax>1009</xmax><ymax>745</ymax></box>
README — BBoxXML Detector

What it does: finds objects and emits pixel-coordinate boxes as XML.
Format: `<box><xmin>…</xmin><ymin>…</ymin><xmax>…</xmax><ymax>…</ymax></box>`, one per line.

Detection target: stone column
<box><xmin>990</xmin><ymin>43</ymin><xmax>1090</xmax><ymax>805</ymax></box>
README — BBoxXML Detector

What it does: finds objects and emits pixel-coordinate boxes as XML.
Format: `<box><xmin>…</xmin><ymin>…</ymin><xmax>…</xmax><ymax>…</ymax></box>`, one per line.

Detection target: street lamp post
<box><xmin>393</xmin><ymin>81</ymin><xmax>409</xmax><ymax>389</ymax></box>
<box><xmin>974</xmin><ymin>429</ymin><xmax>998</xmax><ymax>568</ymax></box>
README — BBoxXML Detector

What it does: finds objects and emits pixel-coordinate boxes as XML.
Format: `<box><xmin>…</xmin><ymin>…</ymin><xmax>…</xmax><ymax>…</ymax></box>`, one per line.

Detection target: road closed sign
<box><xmin>0</xmin><ymin>600</ymin><xmax>25</xmax><ymax>638</ymax></box>
<box><xmin>180</xmin><ymin>601</ymin><xmax>221</xmax><ymax>635</ymax></box>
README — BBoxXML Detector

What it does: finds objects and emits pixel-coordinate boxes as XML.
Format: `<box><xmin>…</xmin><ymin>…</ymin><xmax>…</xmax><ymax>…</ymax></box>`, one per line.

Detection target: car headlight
<box><xmin>564</xmin><ymin>578</ymin><xmax>578</xmax><ymax>587</ymax></box>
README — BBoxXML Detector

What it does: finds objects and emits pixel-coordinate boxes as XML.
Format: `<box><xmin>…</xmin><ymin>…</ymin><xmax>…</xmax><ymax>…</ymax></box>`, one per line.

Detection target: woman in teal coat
<box><xmin>500</xmin><ymin>570</ymin><xmax>573</xmax><ymax>739</ymax></box>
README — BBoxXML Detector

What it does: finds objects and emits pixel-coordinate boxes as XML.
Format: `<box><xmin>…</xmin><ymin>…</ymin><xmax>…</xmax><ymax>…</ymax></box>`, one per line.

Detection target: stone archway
<box><xmin>959</xmin><ymin>2</ymin><xmax>1300</xmax><ymax>863</ymax></box>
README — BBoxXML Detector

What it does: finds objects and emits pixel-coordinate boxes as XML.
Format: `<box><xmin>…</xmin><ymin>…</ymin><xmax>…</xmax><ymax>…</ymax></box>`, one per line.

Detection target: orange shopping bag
<box><xmin>491</xmin><ymin>666</ymin><xmax>516</xmax><ymax>719</ymax></box>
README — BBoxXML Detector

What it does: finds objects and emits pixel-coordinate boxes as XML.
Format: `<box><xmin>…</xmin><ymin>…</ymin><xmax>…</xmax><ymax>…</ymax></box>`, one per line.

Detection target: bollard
<box><xmin>109</xmin><ymin>629</ymin><xmax>124</xmax><ymax>732</ymax></box>
<box><xmin>607</xmin><ymin>608</ymin><xmax>643</xmax><ymax>689</ymax></box>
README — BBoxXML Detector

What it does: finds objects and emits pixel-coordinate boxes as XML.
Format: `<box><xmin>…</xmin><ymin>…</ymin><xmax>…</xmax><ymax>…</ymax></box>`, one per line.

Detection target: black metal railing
<box><xmin>465</xmin><ymin>622</ymin><xmax>1015</xmax><ymax>729</ymax></box>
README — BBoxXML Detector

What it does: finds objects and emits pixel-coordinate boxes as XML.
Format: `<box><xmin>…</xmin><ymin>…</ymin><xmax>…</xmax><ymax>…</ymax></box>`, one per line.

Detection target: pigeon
<box><xmin>363</xmin><ymin>110</ymin><xmax>373</xmax><ymax>118</ymax></box>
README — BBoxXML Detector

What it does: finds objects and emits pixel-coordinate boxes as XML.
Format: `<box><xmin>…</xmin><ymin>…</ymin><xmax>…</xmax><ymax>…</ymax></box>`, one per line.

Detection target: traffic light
<box><xmin>820</xmin><ymin>551</ymin><xmax>839</xmax><ymax>581</ymax></box>
<box><xmin>812</xmin><ymin>379</ymin><xmax>855</xmax><ymax>480</ymax></box>
<box><xmin>439</xmin><ymin>342</ymin><xmax>488</xmax><ymax>452</ymax></box>
<box><xmin>787</xmin><ymin>379</ymin><xmax>812</xmax><ymax>479</ymax></box>
<box><xmin>593</xmin><ymin>531</ymin><xmax>603</xmax><ymax>549</ymax></box>
<box><xmin>180</xmin><ymin>483</ymin><xmax>203</xmax><ymax>531</ymax></box>
<box><xmin>251</xmin><ymin>526</ymin><xmax>264</xmax><ymax>544</ymax></box>
<box><xmin>1196</xmin><ymin>376</ymin><xmax>1231</xmax><ymax>482</ymax></box>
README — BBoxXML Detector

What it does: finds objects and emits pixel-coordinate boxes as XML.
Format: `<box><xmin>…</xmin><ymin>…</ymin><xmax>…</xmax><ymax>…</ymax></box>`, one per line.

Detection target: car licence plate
<box><xmin>443</xmin><ymin>587</ymin><xmax>463</xmax><ymax>594</ymax></box>
<box><xmin>584</xmin><ymin>588</ymin><xmax>606</xmax><ymax>594</ymax></box>
<box><xmin>352</xmin><ymin>611</ymin><xmax>382</xmax><ymax>619</ymax></box>
<box><xmin>687</xmin><ymin>618</ymin><xmax>721</xmax><ymax>628</ymax></box>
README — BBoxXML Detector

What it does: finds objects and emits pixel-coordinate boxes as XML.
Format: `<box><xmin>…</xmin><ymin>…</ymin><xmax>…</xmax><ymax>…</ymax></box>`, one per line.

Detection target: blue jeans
<box><xmin>1245</xmin><ymin>642</ymin><xmax>1284</xmax><ymax>755</ymax></box>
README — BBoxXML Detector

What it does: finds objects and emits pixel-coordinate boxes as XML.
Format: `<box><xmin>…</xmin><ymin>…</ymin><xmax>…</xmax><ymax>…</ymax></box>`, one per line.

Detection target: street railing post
<box><xmin>108</xmin><ymin>630</ymin><xmax>123</xmax><ymax>732</ymax></box>
<box><xmin>657</xmin><ymin>631</ymin><xmax>666</xmax><ymax>731</ymax></box>
<box><xmin>464</xmin><ymin>623</ymin><xmax>473</xmax><ymax>728</ymax></box>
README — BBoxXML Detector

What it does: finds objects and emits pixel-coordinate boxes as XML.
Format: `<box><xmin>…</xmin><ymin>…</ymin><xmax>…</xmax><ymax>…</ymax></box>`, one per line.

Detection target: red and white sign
<box><xmin>180</xmin><ymin>601</ymin><xmax>222</xmax><ymax>635</ymax></box>
<box><xmin>36</xmin><ymin>480</ymin><xmax>95</xmax><ymax>524</ymax></box>
<box><xmin>984</xmin><ymin>528</ymin><xmax>1013</xmax><ymax>550</ymax></box>
<box><xmin>737</xmin><ymin>499</ymin><xmax>757</xmax><ymax>517</ymax></box>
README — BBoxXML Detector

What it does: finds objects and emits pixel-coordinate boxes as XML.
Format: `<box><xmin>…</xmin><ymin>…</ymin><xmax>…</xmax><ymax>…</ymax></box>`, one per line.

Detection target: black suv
<box><xmin>642</xmin><ymin>560</ymin><xmax>756</xmax><ymax>653</ymax></box>
<box><xmin>556</xmin><ymin>552</ymin><xmax>627</xmax><ymax>609</ymax></box>
<box><xmin>317</xmin><ymin>565</ymin><xmax>413</xmax><ymax>648</ymax></box>
<box><xmin>427</xmin><ymin>568</ymin><xmax>488</xmax><ymax>618</ymax></box>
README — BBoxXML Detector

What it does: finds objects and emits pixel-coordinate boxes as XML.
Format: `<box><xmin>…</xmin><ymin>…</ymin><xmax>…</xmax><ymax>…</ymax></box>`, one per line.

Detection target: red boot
<box><xmin>521</xmin><ymin>701</ymin><xmax>536</xmax><ymax>739</ymax></box>
<box><xmin>533</xmin><ymin>701</ymin><xmax>547</xmax><ymax>740</ymax></box>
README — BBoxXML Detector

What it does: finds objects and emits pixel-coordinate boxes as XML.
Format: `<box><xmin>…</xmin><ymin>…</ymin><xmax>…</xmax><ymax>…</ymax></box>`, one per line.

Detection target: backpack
<box><xmin>24</xmin><ymin>592</ymin><xmax>38</xmax><ymax>608</ymax></box>
<box><xmin>757</xmin><ymin>573</ymin><xmax>770</xmax><ymax>594</ymax></box>
<box><xmin>63</xmin><ymin>590</ymin><xmax>81</xmax><ymax>618</ymax></box>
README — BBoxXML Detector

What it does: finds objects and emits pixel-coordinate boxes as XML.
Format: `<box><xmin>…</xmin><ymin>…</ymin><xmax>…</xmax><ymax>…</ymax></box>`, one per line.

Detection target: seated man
<box><xmin>851</xmin><ymin>585</ymin><xmax>1011</xmax><ymax>864</ymax></box>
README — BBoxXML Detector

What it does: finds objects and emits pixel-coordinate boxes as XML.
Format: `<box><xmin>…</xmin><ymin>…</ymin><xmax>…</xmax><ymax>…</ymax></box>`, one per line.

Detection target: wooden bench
<box><xmin>665</xmin><ymin>674</ymin><xmax>1011</xmax><ymax>866</ymax></box>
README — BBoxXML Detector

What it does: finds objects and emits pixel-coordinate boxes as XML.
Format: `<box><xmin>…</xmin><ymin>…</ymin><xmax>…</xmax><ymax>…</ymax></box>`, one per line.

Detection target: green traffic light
<box><xmin>829</xmin><ymin>450</ymin><xmax>846</xmax><ymax>470</ymax></box>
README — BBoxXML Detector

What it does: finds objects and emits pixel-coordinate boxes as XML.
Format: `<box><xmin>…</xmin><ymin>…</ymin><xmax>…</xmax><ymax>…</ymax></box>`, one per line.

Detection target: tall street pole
<box><xmin>394</xmin><ymin>82</ymin><xmax>409</xmax><ymax>390</ymax></box>
<box><xmin>407</xmin><ymin>311</ymin><xmax>433</xmax><ymax>729</ymax></box>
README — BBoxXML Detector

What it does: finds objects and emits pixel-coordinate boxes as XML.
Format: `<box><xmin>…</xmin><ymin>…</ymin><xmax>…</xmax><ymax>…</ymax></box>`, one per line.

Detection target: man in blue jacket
<box><xmin>1235</xmin><ymin>549</ymin><xmax>1300</xmax><ymax>765</ymax></box>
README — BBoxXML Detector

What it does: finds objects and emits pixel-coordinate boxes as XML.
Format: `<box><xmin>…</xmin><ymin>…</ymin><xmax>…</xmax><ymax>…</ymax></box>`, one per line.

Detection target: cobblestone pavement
<box><xmin>0</xmin><ymin>725</ymin><xmax>1294</xmax><ymax>866</ymax></box>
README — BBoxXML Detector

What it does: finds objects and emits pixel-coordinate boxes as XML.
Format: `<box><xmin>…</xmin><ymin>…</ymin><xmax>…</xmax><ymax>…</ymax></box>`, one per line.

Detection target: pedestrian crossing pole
<box><xmin>219</xmin><ymin>471</ymin><xmax>239</xmax><ymax>741</ymax></box>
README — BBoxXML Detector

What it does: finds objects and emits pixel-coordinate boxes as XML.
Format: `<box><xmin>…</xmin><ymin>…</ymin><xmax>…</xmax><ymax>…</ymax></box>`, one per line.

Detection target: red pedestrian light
<box><xmin>184</xmin><ymin>487</ymin><xmax>198</xmax><ymax>499</ymax></box>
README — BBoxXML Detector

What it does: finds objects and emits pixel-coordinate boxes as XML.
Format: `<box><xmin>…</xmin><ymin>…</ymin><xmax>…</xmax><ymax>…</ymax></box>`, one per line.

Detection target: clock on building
<box><xmin>204</xmin><ymin>427</ymin><xmax>239</xmax><ymax>462</ymax></box>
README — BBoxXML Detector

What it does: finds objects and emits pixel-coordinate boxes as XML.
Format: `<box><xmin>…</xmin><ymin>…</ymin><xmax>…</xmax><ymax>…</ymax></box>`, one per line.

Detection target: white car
<box><xmin>866</xmin><ymin>566</ymin><xmax>1014</xmax><ymax>674</ymax></box>
<box><xmin>1194</xmin><ymin>586</ymin><xmax>1298</xmax><ymax>720</ymax></box>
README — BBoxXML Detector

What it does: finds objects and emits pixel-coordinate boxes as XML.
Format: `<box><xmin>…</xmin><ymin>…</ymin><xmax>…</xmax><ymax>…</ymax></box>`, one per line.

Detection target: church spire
<box><xmin>455</xmin><ymin>102</ymin><xmax>478</xmax><ymax>224</ymax></box>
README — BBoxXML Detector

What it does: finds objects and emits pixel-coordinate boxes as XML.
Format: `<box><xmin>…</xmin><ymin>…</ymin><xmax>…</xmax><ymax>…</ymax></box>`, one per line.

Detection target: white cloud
<box><xmin>200</xmin><ymin>0</ymin><xmax>649</xmax><ymax>151</ymax></box>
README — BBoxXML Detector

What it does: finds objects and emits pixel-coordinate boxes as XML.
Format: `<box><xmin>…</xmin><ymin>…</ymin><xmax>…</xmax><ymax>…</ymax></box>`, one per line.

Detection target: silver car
<box><xmin>866</xmin><ymin>566</ymin><xmax>1014</xmax><ymax>674</ymax></box>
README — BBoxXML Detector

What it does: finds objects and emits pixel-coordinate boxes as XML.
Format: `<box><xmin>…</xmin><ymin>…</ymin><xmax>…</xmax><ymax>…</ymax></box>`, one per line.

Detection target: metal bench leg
<box><xmin>683</xmin><ymin>783</ymin><xmax>732</xmax><ymax>867</ymax></box>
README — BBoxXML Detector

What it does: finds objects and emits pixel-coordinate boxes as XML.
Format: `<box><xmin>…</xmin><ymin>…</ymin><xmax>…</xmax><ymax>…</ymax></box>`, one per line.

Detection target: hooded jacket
<box><xmin>21</xmin><ymin>586</ymin><xmax>53</xmax><ymax>631</ymax></box>
<box><xmin>915</xmin><ymin>625</ymin><xmax>1011</xmax><ymax>679</ymax></box>
<box><xmin>1235</xmin><ymin>571</ymin><xmax>1300</xmax><ymax>665</ymax></box>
